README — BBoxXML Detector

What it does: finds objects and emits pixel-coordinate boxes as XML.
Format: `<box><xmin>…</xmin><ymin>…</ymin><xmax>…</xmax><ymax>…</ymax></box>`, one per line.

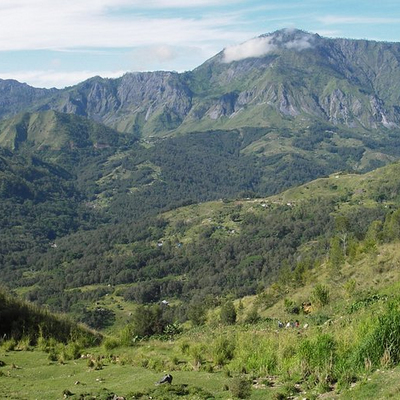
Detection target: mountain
<box><xmin>2</xmin><ymin>29</ymin><xmax>400</xmax><ymax>138</ymax></box>
<box><xmin>3</xmin><ymin>29</ymin><xmax>400</xmax><ymax>311</ymax></box>
<box><xmin>3</xmin><ymin>162</ymin><xmax>400</xmax><ymax>399</ymax></box>
<box><xmin>0</xmin><ymin>79</ymin><xmax>57</xmax><ymax>119</ymax></box>
<box><xmin>0</xmin><ymin>109</ymin><xmax>128</xmax><ymax>152</ymax></box>
<box><xmin>1</xmin><ymin>30</ymin><xmax>400</xmax><ymax>218</ymax></box>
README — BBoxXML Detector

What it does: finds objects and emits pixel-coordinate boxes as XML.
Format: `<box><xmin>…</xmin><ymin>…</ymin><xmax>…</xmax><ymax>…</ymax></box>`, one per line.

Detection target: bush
<box><xmin>187</xmin><ymin>303</ymin><xmax>207</xmax><ymax>327</ymax></box>
<box><xmin>179</xmin><ymin>341</ymin><xmax>190</xmax><ymax>355</ymax></box>
<box><xmin>103</xmin><ymin>337</ymin><xmax>120</xmax><ymax>350</ymax></box>
<box><xmin>311</xmin><ymin>284</ymin><xmax>330</xmax><ymax>307</ymax></box>
<box><xmin>190</xmin><ymin>344</ymin><xmax>205</xmax><ymax>370</ymax></box>
<box><xmin>2</xmin><ymin>339</ymin><xmax>16</xmax><ymax>351</ymax></box>
<box><xmin>229</xmin><ymin>376</ymin><xmax>252</xmax><ymax>399</ymax></box>
<box><xmin>284</xmin><ymin>298</ymin><xmax>300</xmax><ymax>314</ymax></box>
<box><xmin>298</xmin><ymin>334</ymin><xmax>337</xmax><ymax>385</ymax></box>
<box><xmin>129</xmin><ymin>304</ymin><xmax>170</xmax><ymax>338</ymax></box>
<box><xmin>220</xmin><ymin>301</ymin><xmax>237</xmax><ymax>325</ymax></box>
<box><xmin>212</xmin><ymin>335</ymin><xmax>236</xmax><ymax>366</ymax></box>
<box><xmin>16</xmin><ymin>336</ymin><xmax>32</xmax><ymax>351</ymax></box>
<box><xmin>65</xmin><ymin>341</ymin><xmax>82</xmax><ymax>359</ymax></box>
<box><xmin>244</xmin><ymin>307</ymin><xmax>260</xmax><ymax>324</ymax></box>
<box><xmin>230</xmin><ymin>334</ymin><xmax>277</xmax><ymax>375</ymax></box>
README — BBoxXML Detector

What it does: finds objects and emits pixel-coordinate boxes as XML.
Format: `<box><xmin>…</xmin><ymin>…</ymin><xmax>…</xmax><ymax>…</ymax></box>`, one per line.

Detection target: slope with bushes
<box><xmin>3</xmin><ymin>205</ymin><xmax>400</xmax><ymax>398</ymax></box>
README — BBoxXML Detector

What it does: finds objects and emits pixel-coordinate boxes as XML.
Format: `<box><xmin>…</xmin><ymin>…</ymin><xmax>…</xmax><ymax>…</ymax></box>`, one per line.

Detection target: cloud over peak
<box><xmin>222</xmin><ymin>29</ymin><xmax>315</xmax><ymax>63</ymax></box>
<box><xmin>222</xmin><ymin>36</ymin><xmax>277</xmax><ymax>63</ymax></box>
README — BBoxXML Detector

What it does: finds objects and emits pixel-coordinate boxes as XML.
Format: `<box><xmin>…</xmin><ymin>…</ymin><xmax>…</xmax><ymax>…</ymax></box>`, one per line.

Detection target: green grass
<box><xmin>0</xmin><ymin>347</ymin><xmax>281</xmax><ymax>399</ymax></box>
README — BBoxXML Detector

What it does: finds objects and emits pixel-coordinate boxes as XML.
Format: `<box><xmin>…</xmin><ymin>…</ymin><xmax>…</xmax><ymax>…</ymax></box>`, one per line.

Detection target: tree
<box><xmin>130</xmin><ymin>304</ymin><xmax>168</xmax><ymax>337</ymax></box>
<box><xmin>187</xmin><ymin>302</ymin><xmax>207</xmax><ymax>327</ymax></box>
<box><xmin>383</xmin><ymin>209</ymin><xmax>400</xmax><ymax>241</ymax></box>
<box><xmin>220</xmin><ymin>300</ymin><xmax>237</xmax><ymax>325</ymax></box>
<box><xmin>335</xmin><ymin>215</ymin><xmax>350</xmax><ymax>256</ymax></box>
<box><xmin>329</xmin><ymin>236</ymin><xmax>344</xmax><ymax>271</ymax></box>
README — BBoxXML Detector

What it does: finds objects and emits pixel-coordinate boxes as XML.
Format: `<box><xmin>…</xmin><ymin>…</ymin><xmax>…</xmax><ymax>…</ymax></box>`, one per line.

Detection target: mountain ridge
<box><xmin>2</xmin><ymin>29</ymin><xmax>400</xmax><ymax>137</ymax></box>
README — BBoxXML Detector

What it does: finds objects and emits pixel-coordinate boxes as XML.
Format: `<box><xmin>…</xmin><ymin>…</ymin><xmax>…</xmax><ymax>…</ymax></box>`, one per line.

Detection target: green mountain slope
<box><xmin>4</xmin><ymin>161</ymin><xmax>399</xmax><ymax>322</ymax></box>
<box><xmin>0</xmin><ymin>110</ymin><xmax>126</xmax><ymax>153</ymax></box>
<box><xmin>2</xmin><ymin>29</ymin><xmax>400</xmax><ymax>341</ymax></box>
<box><xmin>0</xmin><ymin>288</ymin><xmax>100</xmax><ymax>344</ymax></box>
<box><xmin>2</xmin><ymin>163</ymin><xmax>400</xmax><ymax>400</ymax></box>
<box><xmin>2</xmin><ymin>29</ymin><xmax>400</xmax><ymax>139</ymax></box>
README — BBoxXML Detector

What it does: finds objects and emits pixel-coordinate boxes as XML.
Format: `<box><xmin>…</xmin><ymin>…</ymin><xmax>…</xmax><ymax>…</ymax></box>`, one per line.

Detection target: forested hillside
<box><xmin>1</xmin><ymin>159</ymin><xmax>399</xmax><ymax>332</ymax></box>
<box><xmin>2</xmin><ymin>30</ymin><xmax>400</xmax><ymax>330</ymax></box>
<box><xmin>3</xmin><ymin>161</ymin><xmax>400</xmax><ymax>399</ymax></box>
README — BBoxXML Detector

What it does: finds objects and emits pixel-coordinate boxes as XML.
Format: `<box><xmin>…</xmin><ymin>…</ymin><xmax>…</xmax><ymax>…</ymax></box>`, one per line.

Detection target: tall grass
<box><xmin>212</xmin><ymin>335</ymin><xmax>236</xmax><ymax>366</ymax></box>
<box><xmin>352</xmin><ymin>303</ymin><xmax>400</xmax><ymax>370</ymax></box>
<box><xmin>229</xmin><ymin>333</ymin><xmax>277</xmax><ymax>375</ymax></box>
<box><xmin>298</xmin><ymin>333</ymin><xmax>336</xmax><ymax>389</ymax></box>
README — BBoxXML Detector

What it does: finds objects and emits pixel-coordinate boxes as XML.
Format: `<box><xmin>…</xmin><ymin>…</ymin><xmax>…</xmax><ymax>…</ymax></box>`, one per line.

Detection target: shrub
<box><xmin>2</xmin><ymin>339</ymin><xmax>16</xmax><ymax>351</ymax></box>
<box><xmin>65</xmin><ymin>341</ymin><xmax>82</xmax><ymax>359</ymax></box>
<box><xmin>187</xmin><ymin>303</ymin><xmax>207</xmax><ymax>326</ymax></box>
<box><xmin>48</xmin><ymin>349</ymin><xmax>58</xmax><ymax>361</ymax></box>
<box><xmin>103</xmin><ymin>337</ymin><xmax>120</xmax><ymax>350</ymax></box>
<box><xmin>230</xmin><ymin>334</ymin><xmax>277</xmax><ymax>375</ymax></box>
<box><xmin>179</xmin><ymin>341</ymin><xmax>190</xmax><ymax>355</ymax></box>
<box><xmin>190</xmin><ymin>344</ymin><xmax>205</xmax><ymax>370</ymax></box>
<box><xmin>129</xmin><ymin>304</ymin><xmax>170</xmax><ymax>338</ymax></box>
<box><xmin>311</xmin><ymin>284</ymin><xmax>330</xmax><ymax>307</ymax></box>
<box><xmin>244</xmin><ymin>306</ymin><xmax>260</xmax><ymax>324</ymax></box>
<box><xmin>284</xmin><ymin>298</ymin><xmax>300</xmax><ymax>314</ymax></box>
<box><xmin>229</xmin><ymin>376</ymin><xmax>252</xmax><ymax>399</ymax></box>
<box><xmin>119</xmin><ymin>324</ymin><xmax>137</xmax><ymax>346</ymax></box>
<box><xmin>16</xmin><ymin>336</ymin><xmax>32</xmax><ymax>351</ymax></box>
<box><xmin>220</xmin><ymin>301</ymin><xmax>237</xmax><ymax>325</ymax></box>
<box><xmin>212</xmin><ymin>335</ymin><xmax>236</xmax><ymax>366</ymax></box>
<box><xmin>298</xmin><ymin>334</ymin><xmax>337</xmax><ymax>386</ymax></box>
<box><xmin>37</xmin><ymin>335</ymin><xmax>49</xmax><ymax>352</ymax></box>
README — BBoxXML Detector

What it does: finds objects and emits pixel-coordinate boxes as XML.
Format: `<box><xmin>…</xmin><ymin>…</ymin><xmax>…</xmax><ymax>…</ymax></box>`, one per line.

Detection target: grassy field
<box><xmin>0</xmin><ymin>344</ymin><xmax>284</xmax><ymax>399</ymax></box>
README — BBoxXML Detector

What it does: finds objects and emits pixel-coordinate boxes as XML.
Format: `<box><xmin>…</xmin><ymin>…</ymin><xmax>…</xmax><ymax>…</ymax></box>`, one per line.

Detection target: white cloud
<box><xmin>133</xmin><ymin>45</ymin><xmax>177</xmax><ymax>63</ymax></box>
<box><xmin>281</xmin><ymin>31</ymin><xmax>314</xmax><ymax>50</ymax></box>
<box><xmin>0</xmin><ymin>1</ymin><xmax>247</xmax><ymax>51</ymax></box>
<box><xmin>151</xmin><ymin>45</ymin><xmax>178</xmax><ymax>62</ymax></box>
<box><xmin>284</xmin><ymin>38</ymin><xmax>313</xmax><ymax>50</ymax></box>
<box><xmin>129</xmin><ymin>45</ymin><xmax>179</xmax><ymax>70</ymax></box>
<box><xmin>222</xmin><ymin>31</ymin><xmax>315</xmax><ymax>63</ymax></box>
<box><xmin>319</xmin><ymin>15</ymin><xmax>400</xmax><ymax>25</ymax></box>
<box><xmin>0</xmin><ymin>70</ymin><xmax>126</xmax><ymax>89</ymax></box>
<box><xmin>223</xmin><ymin>36</ymin><xmax>277</xmax><ymax>63</ymax></box>
<box><xmin>127</xmin><ymin>0</ymin><xmax>240</xmax><ymax>7</ymax></box>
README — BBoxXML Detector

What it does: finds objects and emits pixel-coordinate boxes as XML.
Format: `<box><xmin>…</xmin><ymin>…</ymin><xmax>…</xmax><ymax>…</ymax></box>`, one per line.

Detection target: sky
<box><xmin>0</xmin><ymin>0</ymin><xmax>399</xmax><ymax>89</ymax></box>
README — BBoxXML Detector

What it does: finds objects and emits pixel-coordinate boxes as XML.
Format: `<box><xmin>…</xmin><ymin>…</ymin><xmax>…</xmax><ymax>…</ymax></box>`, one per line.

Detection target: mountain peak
<box><xmin>222</xmin><ymin>28</ymin><xmax>319</xmax><ymax>63</ymax></box>
<box><xmin>264</xmin><ymin>28</ymin><xmax>319</xmax><ymax>44</ymax></box>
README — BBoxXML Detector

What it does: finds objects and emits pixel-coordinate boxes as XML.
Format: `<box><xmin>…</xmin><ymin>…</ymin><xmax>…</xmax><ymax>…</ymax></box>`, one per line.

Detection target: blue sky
<box><xmin>0</xmin><ymin>0</ymin><xmax>399</xmax><ymax>88</ymax></box>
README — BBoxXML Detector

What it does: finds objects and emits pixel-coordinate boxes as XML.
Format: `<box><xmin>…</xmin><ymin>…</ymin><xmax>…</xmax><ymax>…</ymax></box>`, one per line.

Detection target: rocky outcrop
<box><xmin>0</xmin><ymin>79</ymin><xmax>57</xmax><ymax>119</ymax></box>
<box><xmin>48</xmin><ymin>72</ymin><xmax>193</xmax><ymax>134</ymax></box>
